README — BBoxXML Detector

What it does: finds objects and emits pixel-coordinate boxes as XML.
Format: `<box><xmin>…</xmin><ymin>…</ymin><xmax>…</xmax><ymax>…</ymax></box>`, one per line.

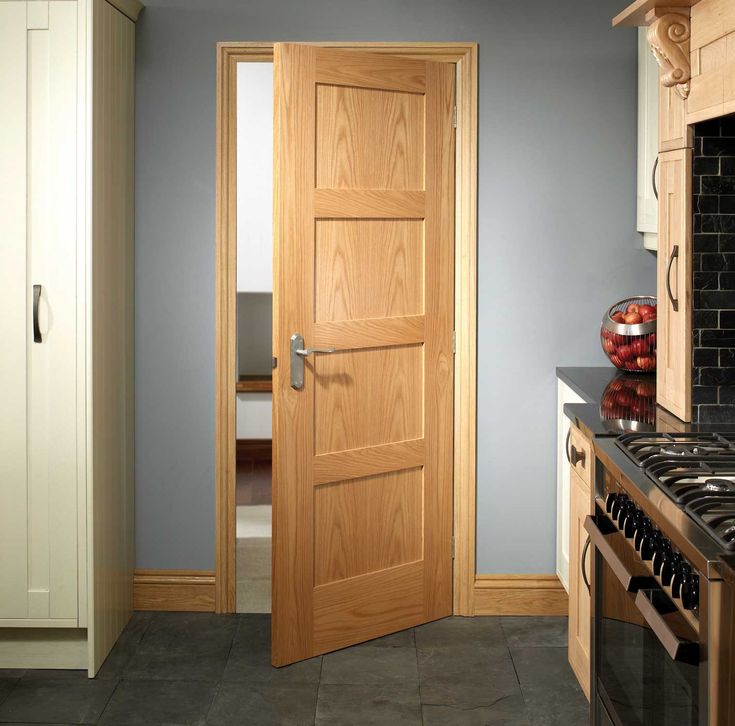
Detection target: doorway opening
<box><xmin>216</xmin><ymin>42</ymin><xmax>479</xmax><ymax>625</ymax></box>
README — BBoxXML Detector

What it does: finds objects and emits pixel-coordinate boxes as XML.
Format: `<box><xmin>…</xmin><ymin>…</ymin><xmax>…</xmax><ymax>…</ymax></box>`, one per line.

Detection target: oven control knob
<box><xmin>639</xmin><ymin>530</ymin><xmax>658</xmax><ymax>560</ymax></box>
<box><xmin>622</xmin><ymin>509</ymin><xmax>643</xmax><ymax>538</ymax></box>
<box><xmin>610</xmin><ymin>494</ymin><xmax>628</xmax><ymax>521</ymax></box>
<box><xmin>652</xmin><ymin>540</ymin><xmax>672</xmax><ymax>576</ymax></box>
<box><xmin>662</xmin><ymin>552</ymin><xmax>682</xmax><ymax>587</ymax></box>
<box><xmin>672</xmin><ymin>562</ymin><xmax>692</xmax><ymax>598</ymax></box>
<box><xmin>633</xmin><ymin>519</ymin><xmax>652</xmax><ymax>551</ymax></box>
<box><xmin>682</xmin><ymin>574</ymin><xmax>699</xmax><ymax>611</ymax></box>
<box><xmin>618</xmin><ymin>500</ymin><xmax>637</xmax><ymax>528</ymax></box>
<box><xmin>605</xmin><ymin>492</ymin><xmax>618</xmax><ymax>514</ymax></box>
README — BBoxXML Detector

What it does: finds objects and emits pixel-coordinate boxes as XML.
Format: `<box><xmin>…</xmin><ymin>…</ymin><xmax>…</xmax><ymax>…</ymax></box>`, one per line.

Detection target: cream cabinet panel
<box><xmin>556</xmin><ymin>380</ymin><xmax>585</xmax><ymax>593</ymax></box>
<box><xmin>0</xmin><ymin>0</ymin><xmax>31</xmax><ymax>621</ymax></box>
<box><xmin>637</xmin><ymin>28</ymin><xmax>659</xmax><ymax>251</ymax></box>
<box><xmin>0</xmin><ymin>0</ymin><xmax>140</xmax><ymax>675</ymax></box>
<box><xmin>0</xmin><ymin>0</ymin><xmax>79</xmax><ymax>624</ymax></box>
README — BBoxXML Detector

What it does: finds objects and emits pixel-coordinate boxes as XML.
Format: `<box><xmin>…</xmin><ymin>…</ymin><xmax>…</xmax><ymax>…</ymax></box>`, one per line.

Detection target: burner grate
<box><xmin>616</xmin><ymin>432</ymin><xmax>735</xmax><ymax>467</ymax></box>
<box><xmin>686</xmin><ymin>498</ymin><xmax>735</xmax><ymax>551</ymax></box>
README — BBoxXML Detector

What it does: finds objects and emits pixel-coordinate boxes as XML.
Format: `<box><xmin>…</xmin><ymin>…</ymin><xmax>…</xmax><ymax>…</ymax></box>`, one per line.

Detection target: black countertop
<box><xmin>556</xmin><ymin>366</ymin><xmax>622</xmax><ymax>405</ymax></box>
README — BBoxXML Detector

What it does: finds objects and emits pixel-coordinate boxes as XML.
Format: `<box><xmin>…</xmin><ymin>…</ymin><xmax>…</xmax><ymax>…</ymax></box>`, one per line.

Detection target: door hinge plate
<box><xmin>452</xmin><ymin>331</ymin><xmax>456</xmax><ymax>354</ymax></box>
<box><xmin>453</xmin><ymin>105</ymin><xmax>457</xmax><ymax>129</ymax></box>
<box><xmin>451</xmin><ymin>535</ymin><xmax>455</xmax><ymax>559</ymax></box>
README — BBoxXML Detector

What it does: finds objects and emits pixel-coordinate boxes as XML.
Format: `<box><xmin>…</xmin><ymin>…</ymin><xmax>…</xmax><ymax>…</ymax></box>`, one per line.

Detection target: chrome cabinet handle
<box><xmin>33</xmin><ymin>284</ymin><xmax>42</xmax><ymax>343</ymax></box>
<box><xmin>581</xmin><ymin>535</ymin><xmax>591</xmax><ymax>594</ymax></box>
<box><xmin>290</xmin><ymin>333</ymin><xmax>336</xmax><ymax>390</ymax></box>
<box><xmin>666</xmin><ymin>245</ymin><xmax>679</xmax><ymax>312</ymax></box>
<box><xmin>565</xmin><ymin>429</ymin><xmax>572</xmax><ymax>463</ymax></box>
<box><xmin>652</xmin><ymin>155</ymin><xmax>659</xmax><ymax>201</ymax></box>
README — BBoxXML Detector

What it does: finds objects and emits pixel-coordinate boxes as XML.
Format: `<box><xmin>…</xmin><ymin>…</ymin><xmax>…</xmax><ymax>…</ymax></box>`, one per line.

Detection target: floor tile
<box><xmin>0</xmin><ymin>676</ymin><xmax>117</xmax><ymax>724</ymax></box>
<box><xmin>414</xmin><ymin>616</ymin><xmax>505</xmax><ymax>650</ymax></box>
<box><xmin>96</xmin><ymin>613</ymin><xmax>153</xmax><ymax>680</ymax></box>
<box><xmin>510</xmin><ymin>647</ymin><xmax>589</xmax><ymax>726</ymax></box>
<box><xmin>223</xmin><ymin>615</ymin><xmax>321</xmax><ymax>684</ymax></box>
<box><xmin>0</xmin><ymin>679</ymin><xmax>18</xmax><ymax>709</ymax></box>
<box><xmin>422</xmin><ymin>692</ymin><xmax>531</xmax><ymax>726</ymax></box>
<box><xmin>98</xmin><ymin>679</ymin><xmax>216</xmax><ymax>725</ymax></box>
<box><xmin>316</xmin><ymin>684</ymin><xmax>421</xmax><ymax>725</ymax></box>
<box><xmin>123</xmin><ymin>613</ymin><xmax>237</xmax><ymax>682</ymax></box>
<box><xmin>320</xmin><ymin>644</ymin><xmax>418</xmax><ymax>686</ymax></box>
<box><xmin>359</xmin><ymin>628</ymin><xmax>414</xmax><ymax>648</ymax></box>
<box><xmin>206</xmin><ymin>682</ymin><xmax>317</xmax><ymax>726</ymax></box>
<box><xmin>418</xmin><ymin>645</ymin><xmax>518</xmax><ymax>703</ymax></box>
<box><xmin>138</xmin><ymin>613</ymin><xmax>237</xmax><ymax>653</ymax></box>
<box><xmin>123</xmin><ymin>647</ymin><xmax>230</xmax><ymax>683</ymax></box>
<box><xmin>500</xmin><ymin>618</ymin><xmax>568</xmax><ymax>648</ymax></box>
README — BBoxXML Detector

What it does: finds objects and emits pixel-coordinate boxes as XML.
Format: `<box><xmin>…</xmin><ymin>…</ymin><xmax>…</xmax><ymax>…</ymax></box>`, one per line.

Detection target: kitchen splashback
<box><xmin>692</xmin><ymin>115</ymin><xmax>735</xmax><ymax>423</ymax></box>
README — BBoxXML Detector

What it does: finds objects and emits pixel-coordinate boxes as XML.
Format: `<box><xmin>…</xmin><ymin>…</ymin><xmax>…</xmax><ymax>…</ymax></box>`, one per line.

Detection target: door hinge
<box><xmin>452</xmin><ymin>331</ymin><xmax>456</xmax><ymax>354</ymax></box>
<box><xmin>453</xmin><ymin>105</ymin><xmax>457</xmax><ymax>129</ymax></box>
<box><xmin>272</xmin><ymin>356</ymin><xmax>278</xmax><ymax>369</ymax></box>
<box><xmin>451</xmin><ymin>535</ymin><xmax>455</xmax><ymax>560</ymax></box>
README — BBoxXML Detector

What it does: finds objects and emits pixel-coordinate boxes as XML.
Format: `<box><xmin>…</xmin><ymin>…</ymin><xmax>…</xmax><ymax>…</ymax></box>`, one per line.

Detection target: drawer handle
<box><xmin>666</xmin><ymin>244</ymin><xmax>679</xmax><ymax>312</ymax></box>
<box><xmin>570</xmin><ymin>445</ymin><xmax>586</xmax><ymax>468</ymax></box>
<box><xmin>581</xmin><ymin>535</ymin><xmax>591</xmax><ymax>594</ymax></box>
<box><xmin>634</xmin><ymin>589</ymin><xmax>699</xmax><ymax>665</ymax></box>
<box><xmin>584</xmin><ymin>515</ymin><xmax>654</xmax><ymax>593</ymax></box>
<box><xmin>652</xmin><ymin>155</ymin><xmax>659</xmax><ymax>201</ymax></box>
<box><xmin>565</xmin><ymin>429</ymin><xmax>572</xmax><ymax>463</ymax></box>
<box><xmin>33</xmin><ymin>284</ymin><xmax>42</xmax><ymax>343</ymax></box>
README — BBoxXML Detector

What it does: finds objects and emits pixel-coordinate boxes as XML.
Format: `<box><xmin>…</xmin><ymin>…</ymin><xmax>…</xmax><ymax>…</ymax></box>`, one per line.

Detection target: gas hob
<box><xmin>616</xmin><ymin>432</ymin><xmax>735</xmax><ymax>551</ymax></box>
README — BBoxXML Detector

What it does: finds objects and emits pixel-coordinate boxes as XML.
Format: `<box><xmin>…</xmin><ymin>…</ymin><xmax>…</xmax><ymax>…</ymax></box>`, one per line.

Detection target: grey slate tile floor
<box><xmin>0</xmin><ymin>613</ymin><xmax>588</xmax><ymax>725</ymax></box>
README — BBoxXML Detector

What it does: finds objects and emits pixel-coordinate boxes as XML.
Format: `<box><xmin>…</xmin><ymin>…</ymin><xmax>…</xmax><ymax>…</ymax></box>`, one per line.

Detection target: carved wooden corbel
<box><xmin>647</xmin><ymin>13</ymin><xmax>691</xmax><ymax>100</ymax></box>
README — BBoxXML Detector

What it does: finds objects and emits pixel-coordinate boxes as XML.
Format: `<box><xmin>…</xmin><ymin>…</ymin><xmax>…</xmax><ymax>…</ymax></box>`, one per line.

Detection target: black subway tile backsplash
<box><xmin>691</xmin><ymin>116</ymin><xmax>735</xmax><ymax>423</ymax></box>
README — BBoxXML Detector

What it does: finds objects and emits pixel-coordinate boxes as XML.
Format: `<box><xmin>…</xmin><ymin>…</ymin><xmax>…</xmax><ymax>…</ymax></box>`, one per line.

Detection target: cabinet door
<box><xmin>0</xmin><ymin>0</ymin><xmax>31</xmax><ymax>620</ymax></box>
<box><xmin>0</xmin><ymin>0</ymin><xmax>79</xmax><ymax>623</ymax></box>
<box><xmin>568</xmin><ymin>467</ymin><xmax>591</xmax><ymax>701</ymax></box>
<box><xmin>656</xmin><ymin>148</ymin><xmax>692</xmax><ymax>422</ymax></box>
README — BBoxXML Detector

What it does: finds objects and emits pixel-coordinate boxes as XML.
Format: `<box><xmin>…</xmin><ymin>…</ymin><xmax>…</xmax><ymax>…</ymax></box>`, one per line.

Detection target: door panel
<box><xmin>656</xmin><ymin>148</ymin><xmax>692</xmax><ymax>421</ymax></box>
<box><xmin>273</xmin><ymin>43</ymin><xmax>455</xmax><ymax>665</ymax></box>
<box><xmin>0</xmin><ymin>0</ymin><xmax>78</xmax><ymax>623</ymax></box>
<box><xmin>0</xmin><ymin>0</ymin><xmax>30</xmax><ymax>620</ymax></box>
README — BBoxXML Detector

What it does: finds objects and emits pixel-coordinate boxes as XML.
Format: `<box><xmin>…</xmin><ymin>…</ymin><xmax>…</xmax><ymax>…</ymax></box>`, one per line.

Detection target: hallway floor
<box><xmin>0</xmin><ymin>614</ymin><xmax>588</xmax><ymax>725</ymax></box>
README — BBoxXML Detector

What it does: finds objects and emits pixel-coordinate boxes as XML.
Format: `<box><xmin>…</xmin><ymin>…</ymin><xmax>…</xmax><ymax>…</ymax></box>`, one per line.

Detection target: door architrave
<box><xmin>215</xmin><ymin>40</ymin><xmax>478</xmax><ymax>615</ymax></box>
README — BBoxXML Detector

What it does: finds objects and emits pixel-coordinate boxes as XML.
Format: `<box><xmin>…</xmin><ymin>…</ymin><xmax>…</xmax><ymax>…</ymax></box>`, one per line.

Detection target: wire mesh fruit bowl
<box><xmin>600</xmin><ymin>296</ymin><xmax>657</xmax><ymax>373</ymax></box>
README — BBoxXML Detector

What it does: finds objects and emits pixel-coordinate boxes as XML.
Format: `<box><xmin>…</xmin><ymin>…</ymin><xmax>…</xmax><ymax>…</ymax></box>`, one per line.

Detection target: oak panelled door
<box><xmin>272</xmin><ymin>43</ymin><xmax>456</xmax><ymax>666</ymax></box>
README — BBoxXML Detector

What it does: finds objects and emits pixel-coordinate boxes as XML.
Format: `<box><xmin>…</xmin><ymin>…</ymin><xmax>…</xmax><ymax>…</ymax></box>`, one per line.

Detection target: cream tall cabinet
<box><xmin>0</xmin><ymin>0</ymin><xmax>141</xmax><ymax>675</ymax></box>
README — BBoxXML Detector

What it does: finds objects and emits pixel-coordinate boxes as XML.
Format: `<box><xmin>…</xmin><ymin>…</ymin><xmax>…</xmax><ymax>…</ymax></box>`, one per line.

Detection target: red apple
<box><xmin>617</xmin><ymin>344</ymin><xmax>634</xmax><ymax>361</ymax></box>
<box><xmin>624</xmin><ymin>312</ymin><xmax>643</xmax><ymax>325</ymax></box>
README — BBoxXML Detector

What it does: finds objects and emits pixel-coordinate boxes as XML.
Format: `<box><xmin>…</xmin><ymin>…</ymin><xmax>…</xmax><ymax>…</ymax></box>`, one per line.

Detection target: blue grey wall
<box><xmin>135</xmin><ymin>0</ymin><xmax>656</xmax><ymax>571</ymax></box>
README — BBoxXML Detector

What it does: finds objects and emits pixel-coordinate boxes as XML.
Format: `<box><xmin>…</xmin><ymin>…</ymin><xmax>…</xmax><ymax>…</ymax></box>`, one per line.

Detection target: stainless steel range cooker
<box><xmin>590</xmin><ymin>432</ymin><xmax>735</xmax><ymax>726</ymax></box>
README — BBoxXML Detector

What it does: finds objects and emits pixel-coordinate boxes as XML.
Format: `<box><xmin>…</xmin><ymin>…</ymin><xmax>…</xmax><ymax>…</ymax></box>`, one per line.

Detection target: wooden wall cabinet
<box><xmin>567</xmin><ymin>424</ymin><xmax>592</xmax><ymax>701</ymax></box>
<box><xmin>0</xmin><ymin>0</ymin><xmax>140</xmax><ymax>675</ymax></box>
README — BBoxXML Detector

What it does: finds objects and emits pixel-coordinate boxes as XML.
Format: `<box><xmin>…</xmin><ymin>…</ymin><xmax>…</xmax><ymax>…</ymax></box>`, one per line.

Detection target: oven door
<box><xmin>588</xmin><ymin>509</ymin><xmax>702</xmax><ymax>726</ymax></box>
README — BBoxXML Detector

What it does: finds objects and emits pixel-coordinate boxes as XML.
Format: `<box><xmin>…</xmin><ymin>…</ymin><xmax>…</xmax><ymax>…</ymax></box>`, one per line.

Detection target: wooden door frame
<box><xmin>215</xmin><ymin>41</ymin><xmax>478</xmax><ymax>615</ymax></box>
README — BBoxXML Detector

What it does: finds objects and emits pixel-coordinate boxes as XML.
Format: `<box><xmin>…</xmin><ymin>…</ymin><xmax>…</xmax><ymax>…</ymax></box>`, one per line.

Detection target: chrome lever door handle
<box><xmin>296</xmin><ymin>347</ymin><xmax>336</xmax><ymax>357</ymax></box>
<box><xmin>290</xmin><ymin>333</ymin><xmax>336</xmax><ymax>390</ymax></box>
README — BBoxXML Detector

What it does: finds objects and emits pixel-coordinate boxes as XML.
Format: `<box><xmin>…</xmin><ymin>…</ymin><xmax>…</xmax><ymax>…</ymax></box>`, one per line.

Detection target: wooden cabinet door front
<box><xmin>656</xmin><ymin>148</ymin><xmax>692</xmax><ymax>421</ymax></box>
<box><xmin>272</xmin><ymin>44</ymin><xmax>455</xmax><ymax>666</ymax></box>
<box><xmin>568</xmin><ymin>467</ymin><xmax>591</xmax><ymax>700</ymax></box>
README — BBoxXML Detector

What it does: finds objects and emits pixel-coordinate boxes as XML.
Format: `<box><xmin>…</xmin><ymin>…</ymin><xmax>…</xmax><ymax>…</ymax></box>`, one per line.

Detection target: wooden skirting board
<box><xmin>473</xmin><ymin>575</ymin><xmax>568</xmax><ymax>616</ymax></box>
<box><xmin>133</xmin><ymin>570</ymin><xmax>216</xmax><ymax>612</ymax></box>
<box><xmin>132</xmin><ymin>570</ymin><xmax>565</xmax><ymax>616</ymax></box>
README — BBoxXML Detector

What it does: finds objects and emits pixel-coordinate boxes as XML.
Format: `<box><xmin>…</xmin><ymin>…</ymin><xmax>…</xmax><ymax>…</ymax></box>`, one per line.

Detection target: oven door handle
<box><xmin>584</xmin><ymin>515</ymin><xmax>654</xmax><ymax>593</ymax></box>
<box><xmin>634</xmin><ymin>589</ymin><xmax>700</xmax><ymax>665</ymax></box>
